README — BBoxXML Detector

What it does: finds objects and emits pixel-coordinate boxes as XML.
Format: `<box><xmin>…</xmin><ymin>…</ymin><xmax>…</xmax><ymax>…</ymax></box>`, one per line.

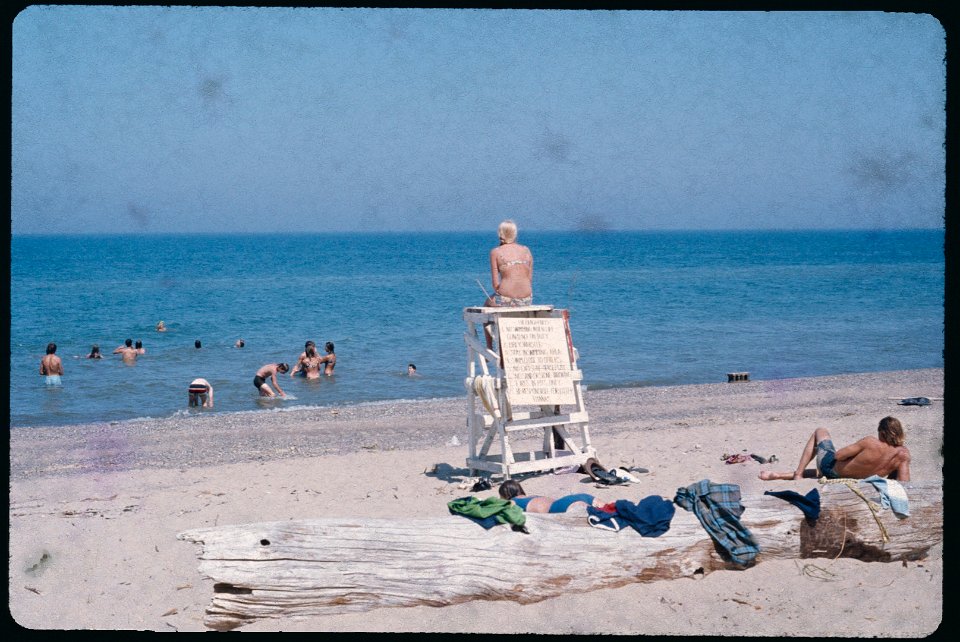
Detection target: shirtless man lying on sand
<box><xmin>759</xmin><ymin>416</ymin><xmax>910</xmax><ymax>482</ymax></box>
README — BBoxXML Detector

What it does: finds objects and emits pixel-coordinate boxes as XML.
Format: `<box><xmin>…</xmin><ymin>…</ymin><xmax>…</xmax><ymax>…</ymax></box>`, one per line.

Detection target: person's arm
<box><xmin>39</xmin><ymin>360</ymin><xmax>45</xmax><ymax>375</ymax></box>
<box><xmin>290</xmin><ymin>357</ymin><xmax>304</xmax><ymax>377</ymax></box>
<box><xmin>271</xmin><ymin>373</ymin><xmax>285</xmax><ymax>396</ymax></box>
<box><xmin>113</xmin><ymin>346</ymin><xmax>123</xmax><ymax>354</ymax></box>
<box><xmin>833</xmin><ymin>439</ymin><xmax>866</xmax><ymax>463</ymax></box>
<box><xmin>895</xmin><ymin>449</ymin><xmax>911</xmax><ymax>482</ymax></box>
<box><xmin>205</xmin><ymin>386</ymin><xmax>214</xmax><ymax>408</ymax></box>
<box><xmin>54</xmin><ymin>359</ymin><xmax>64</xmax><ymax>375</ymax></box>
<box><xmin>489</xmin><ymin>248</ymin><xmax>500</xmax><ymax>293</ymax></box>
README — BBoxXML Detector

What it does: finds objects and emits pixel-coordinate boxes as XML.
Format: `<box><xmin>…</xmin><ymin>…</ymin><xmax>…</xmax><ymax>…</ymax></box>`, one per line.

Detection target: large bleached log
<box><xmin>178</xmin><ymin>482</ymin><xmax>941</xmax><ymax>631</ymax></box>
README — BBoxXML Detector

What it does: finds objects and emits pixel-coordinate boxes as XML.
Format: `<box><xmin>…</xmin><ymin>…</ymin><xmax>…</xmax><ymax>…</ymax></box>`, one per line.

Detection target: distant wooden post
<box><xmin>462</xmin><ymin>305</ymin><xmax>595</xmax><ymax>479</ymax></box>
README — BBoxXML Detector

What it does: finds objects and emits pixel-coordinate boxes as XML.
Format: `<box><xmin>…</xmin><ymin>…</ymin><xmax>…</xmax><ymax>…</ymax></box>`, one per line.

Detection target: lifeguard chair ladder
<box><xmin>463</xmin><ymin>305</ymin><xmax>595</xmax><ymax>480</ymax></box>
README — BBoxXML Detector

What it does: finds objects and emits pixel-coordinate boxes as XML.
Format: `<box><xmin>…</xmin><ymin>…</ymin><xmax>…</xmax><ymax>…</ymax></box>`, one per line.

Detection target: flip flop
<box><xmin>593</xmin><ymin>469</ymin><xmax>623</xmax><ymax>485</ymax></box>
<box><xmin>898</xmin><ymin>397</ymin><xmax>931</xmax><ymax>406</ymax></box>
<box><xmin>611</xmin><ymin>468</ymin><xmax>641</xmax><ymax>483</ymax></box>
<box><xmin>750</xmin><ymin>454</ymin><xmax>768</xmax><ymax>464</ymax></box>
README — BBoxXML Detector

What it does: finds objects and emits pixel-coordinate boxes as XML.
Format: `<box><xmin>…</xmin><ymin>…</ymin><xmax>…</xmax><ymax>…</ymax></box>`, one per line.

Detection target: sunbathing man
<box><xmin>759</xmin><ymin>416</ymin><xmax>910</xmax><ymax>482</ymax></box>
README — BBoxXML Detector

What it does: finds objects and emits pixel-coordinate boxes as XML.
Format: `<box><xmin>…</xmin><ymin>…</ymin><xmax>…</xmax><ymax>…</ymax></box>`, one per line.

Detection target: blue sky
<box><xmin>11</xmin><ymin>7</ymin><xmax>946</xmax><ymax>234</ymax></box>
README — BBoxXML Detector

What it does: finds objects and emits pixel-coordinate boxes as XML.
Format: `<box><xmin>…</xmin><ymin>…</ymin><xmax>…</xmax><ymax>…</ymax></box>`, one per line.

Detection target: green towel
<box><xmin>448</xmin><ymin>496</ymin><xmax>526</xmax><ymax>527</ymax></box>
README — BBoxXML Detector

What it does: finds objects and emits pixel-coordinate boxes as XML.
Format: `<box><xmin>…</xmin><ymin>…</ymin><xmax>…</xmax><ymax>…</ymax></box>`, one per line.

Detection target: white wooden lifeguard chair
<box><xmin>463</xmin><ymin>305</ymin><xmax>595</xmax><ymax>480</ymax></box>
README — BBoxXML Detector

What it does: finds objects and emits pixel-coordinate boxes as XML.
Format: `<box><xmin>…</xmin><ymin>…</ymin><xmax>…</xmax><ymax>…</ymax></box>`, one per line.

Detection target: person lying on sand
<box><xmin>759</xmin><ymin>416</ymin><xmax>910</xmax><ymax>482</ymax></box>
<box><xmin>498</xmin><ymin>479</ymin><xmax>607</xmax><ymax>513</ymax></box>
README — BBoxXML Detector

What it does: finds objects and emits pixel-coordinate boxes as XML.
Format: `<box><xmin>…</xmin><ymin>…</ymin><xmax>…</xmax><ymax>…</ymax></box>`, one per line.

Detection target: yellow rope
<box><xmin>819</xmin><ymin>477</ymin><xmax>889</xmax><ymax>543</ymax></box>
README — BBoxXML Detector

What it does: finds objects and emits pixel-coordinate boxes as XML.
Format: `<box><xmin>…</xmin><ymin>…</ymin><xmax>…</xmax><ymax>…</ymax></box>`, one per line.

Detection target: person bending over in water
<box><xmin>40</xmin><ymin>342</ymin><xmax>64</xmax><ymax>385</ymax></box>
<box><xmin>254</xmin><ymin>363</ymin><xmax>289</xmax><ymax>397</ymax></box>
<box><xmin>86</xmin><ymin>344</ymin><xmax>102</xmax><ymax>359</ymax></box>
<box><xmin>759</xmin><ymin>416</ymin><xmax>910</xmax><ymax>482</ymax></box>
<box><xmin>498</xmin><ymin>479</ymin><xmax>607</xmax><ymax>514</ymax></box>
<box><xmin>291</xmin><ymin>341</ymin><xmax>322</xmax><ymax>379</ymax></box>
<box><xmin>114</xmin><ymin>339</ymin><xmax>138</xmax><ymax>363</ymax></box>
<box><xmin>320</xmin><ymin>342</ymin><xmax>336</xmax><ymax>375</ymax></box>
<box><xmin>188</xmin><ymin>378</ymin><xmax>214</xmax><ymax>408</ymax></box>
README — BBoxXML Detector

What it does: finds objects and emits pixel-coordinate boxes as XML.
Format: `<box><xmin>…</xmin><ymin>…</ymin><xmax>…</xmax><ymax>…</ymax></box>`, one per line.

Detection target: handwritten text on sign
<box><xmin>498</xmin><ymin>317</ymin><xmax>575</xmax><ymax>405</ymax></box>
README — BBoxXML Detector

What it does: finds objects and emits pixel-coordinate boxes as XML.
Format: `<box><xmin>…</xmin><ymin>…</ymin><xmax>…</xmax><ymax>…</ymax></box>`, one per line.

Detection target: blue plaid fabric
<box><xmin>674</xmin><ymin>479</ymin><xmax>760</xmax><ymax>566</ymax></box>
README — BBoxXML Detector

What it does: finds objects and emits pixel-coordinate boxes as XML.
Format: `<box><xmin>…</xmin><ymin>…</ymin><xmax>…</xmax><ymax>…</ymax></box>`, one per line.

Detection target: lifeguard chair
<box><xmin>463</xmin><ymin>305</ymin><xmax>595</xmax><ymax>479</ymax></box>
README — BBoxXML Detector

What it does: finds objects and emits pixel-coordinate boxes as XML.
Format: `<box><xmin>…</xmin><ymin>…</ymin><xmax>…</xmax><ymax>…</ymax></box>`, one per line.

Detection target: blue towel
<box><xmin>764</xmin><ymin>488</ymin><xmax>821</xmax><ymax>521</ymax></box>
<box><xmin>861</xmin><ymin>475</ymin><xmax>910</xmax><ymax>518</ymax></box>
<box><xmin>674</xmin><ymin>480</ymin><xmax>760</xmax><ymax>566</ymax></box>
<box><xmin>587</xmin><ymin>496</ymin><xmax>675</xmax><ymax>537</ymax></box>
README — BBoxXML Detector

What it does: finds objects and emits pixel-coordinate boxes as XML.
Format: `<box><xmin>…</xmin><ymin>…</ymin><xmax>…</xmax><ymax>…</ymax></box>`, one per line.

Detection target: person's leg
<box><xmin>260</xmin><ymin>384</ymin><xmax>275</xmax><ymax>397</ymax></box>
<box><xmin>759</xmin><ymin>428</ymin><xmax>831</xmax><ymax>480</ymax></box>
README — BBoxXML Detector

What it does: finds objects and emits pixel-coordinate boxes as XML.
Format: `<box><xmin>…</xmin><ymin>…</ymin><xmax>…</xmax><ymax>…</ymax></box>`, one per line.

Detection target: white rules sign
<box><xmin>498</xmin><ymin>317</ymin><xmax>575</xmax><ymax>406</ymax></box>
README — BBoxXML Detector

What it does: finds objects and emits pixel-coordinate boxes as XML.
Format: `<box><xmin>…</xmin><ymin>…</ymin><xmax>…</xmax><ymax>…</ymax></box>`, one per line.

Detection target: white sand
<box><xmin>9</xmin><ymin>369</ymin><xmax>943</xmax><ymax>634</ymax></box>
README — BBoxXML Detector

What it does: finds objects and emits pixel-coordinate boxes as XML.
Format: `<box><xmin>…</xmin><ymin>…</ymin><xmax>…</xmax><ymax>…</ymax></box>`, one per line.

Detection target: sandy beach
<box><xmin>9</xmin><ymin>368</ymin><xmax>943</xmax><ymax>634</ymax></box>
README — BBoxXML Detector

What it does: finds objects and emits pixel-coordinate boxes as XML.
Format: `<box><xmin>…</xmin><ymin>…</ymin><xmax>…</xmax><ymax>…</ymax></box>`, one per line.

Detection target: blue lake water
<box><xmin>9</xmin><ymin>229</ymin><xmax>944</xmax><ymax>428</ymax></box>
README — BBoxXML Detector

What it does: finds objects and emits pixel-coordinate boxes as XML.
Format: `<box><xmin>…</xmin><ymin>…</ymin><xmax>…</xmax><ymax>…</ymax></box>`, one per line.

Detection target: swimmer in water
<box><xmin>113</xmin><ymin>339</ymin><xmax>138</xmax><ymax>363</ymax></box>
<box><xmin>40</xmin><ymin>342</ymin><xmax>64</xmax><ymax>385</ymax></box>
<box><xmin>320</xmin><ymin>341</ymin><xmax>336</xmax><ymax>376</ymax></box>
<box><xmin>291</xmin><ymin>341</ymin><xmax>322</xmax><ymax>379</ymax></box>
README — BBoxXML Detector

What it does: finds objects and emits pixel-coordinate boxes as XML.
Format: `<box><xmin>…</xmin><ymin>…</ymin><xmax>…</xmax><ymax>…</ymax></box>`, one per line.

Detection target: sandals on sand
<box><xmin>579</xmin><ymin>458</ymin><xmax>644</xmax><ymax>484</ymax></box>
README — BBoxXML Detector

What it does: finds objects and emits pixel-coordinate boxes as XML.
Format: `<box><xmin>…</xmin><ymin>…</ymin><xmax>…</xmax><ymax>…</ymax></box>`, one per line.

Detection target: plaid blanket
<box><xmin>674</xmin><ymin>479</ymin><xmax>760</xmax><ymax>566</ymax></box>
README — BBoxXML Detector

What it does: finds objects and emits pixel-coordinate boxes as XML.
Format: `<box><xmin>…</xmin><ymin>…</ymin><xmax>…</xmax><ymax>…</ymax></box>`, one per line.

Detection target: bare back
<box><xmin>256</xmin><ymin>364</ymin><xmax>278</xmax><ymax>379</ymax></box>
<box><xmin>834</xmin><ymin>436</ymin><xmax>911</xmax><ymax>481</ymax></box>
<box><xmin>40</xmin><ymin>354</ymin><xmax>63</xmax><ymax>375</ymax></box>
<box><xmin>489</xmin><ymin>243</ymin><xmax>533</xmax><ymax>299</ymax></box>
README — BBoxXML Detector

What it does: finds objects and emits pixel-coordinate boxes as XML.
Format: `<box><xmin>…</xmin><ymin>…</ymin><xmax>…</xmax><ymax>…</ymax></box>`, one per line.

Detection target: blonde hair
<box><xmin>878</xmin><ymin>416</ymin><xmax>905</xmax><ymax>447</ymax></box>
<box><xmin>498</xmin><ymin>220</ymin><xmax>518</xmax><ymax>244</ymax></box>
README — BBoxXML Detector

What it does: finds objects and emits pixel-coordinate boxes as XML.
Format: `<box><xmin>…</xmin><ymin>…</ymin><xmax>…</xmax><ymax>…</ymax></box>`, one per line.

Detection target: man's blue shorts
<box><xmin>816</xmin><ymin>439</ymin><xmax>839</xmax><ymax>479</ymax></box>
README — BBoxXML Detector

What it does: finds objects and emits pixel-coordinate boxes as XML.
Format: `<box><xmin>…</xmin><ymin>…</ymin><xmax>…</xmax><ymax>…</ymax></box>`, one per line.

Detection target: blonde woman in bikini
<box><xmin>291</xmin><ymin>341</ymin><xmax>322</xmax><ymax>379</ymax></box>
<box><xmin>484</xmin><ymin>219</ymin><xmax>533</xmax><ymax>307</ymax></box>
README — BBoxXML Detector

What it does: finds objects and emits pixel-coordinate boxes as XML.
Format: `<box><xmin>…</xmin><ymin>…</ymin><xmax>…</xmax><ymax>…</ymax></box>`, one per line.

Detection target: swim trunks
<box><xmin>44</xmin><ymin>375</ymin><xmax>62</xmax><ymax>386</ymax></box>
<box><xmin>494</xmin><ymin>294</ymin><xmax>533</xmax><ymax>306</ymax></box>
<box><xmin>549</xmin><ymin>493</ymin><xmax>595</xmax><ymax>513</ymax></box>
<box><xmin>188</xmin><ymin>385</ymin><xmax>208</xmax><ymax>394</ymax></box>
<box><xmin>816</xmin><ymin>439</ymin><xmax>839</xmax><ymax>479</ymax></box>
<box><xmin>253</xmin><ymin>375</ymin><xmax>267</xmax><ymax>390</ymax></box>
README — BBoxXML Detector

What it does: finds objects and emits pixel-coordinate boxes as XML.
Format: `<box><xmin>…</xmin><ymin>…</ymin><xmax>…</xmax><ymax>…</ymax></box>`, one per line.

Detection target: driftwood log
<box><xmin>178</xmin><ymin>482</ymin><xmax>941</xmax><ymax>631</ymax></box>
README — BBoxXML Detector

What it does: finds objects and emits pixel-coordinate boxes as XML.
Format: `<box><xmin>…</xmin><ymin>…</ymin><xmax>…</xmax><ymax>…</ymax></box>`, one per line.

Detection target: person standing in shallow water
<box><xmin>188</xmin><ymin>378</ymin><xmax>214</xmax><ymax>408</ymax></box>
<box><xmin>114</xmin><ymin>339</ymin><xmax>138</xmax><ymax>363</ymax></box>
<box><xmin>40</xmin><ymin>342</ymin><xmax>64</xmax><ymax>385</ymax></box>
<box><xmin>320</xmin><ymin>342</ymin><xmax>336</xmax><ymax>375</ymax></box>
<box><xmin>291</xmin><ymin>341</ymin><xmax>322</xmax><ymax>379</ymax></box>
<box><xmin>254</xmin><ymin>363</ymin><xmax>289</xmax><ymax>397</ymax></box>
